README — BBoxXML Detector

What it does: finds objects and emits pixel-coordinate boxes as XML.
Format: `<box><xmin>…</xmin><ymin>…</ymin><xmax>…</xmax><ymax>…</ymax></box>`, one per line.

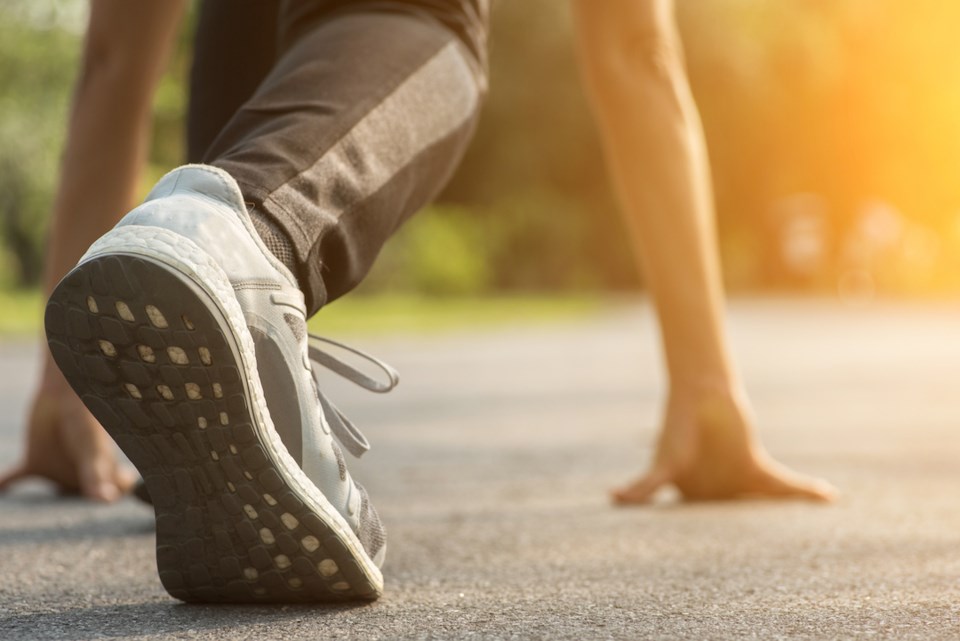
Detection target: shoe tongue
<box><xmin>145</xmin><ymin>164</ymin><xmax>248</xmax><ymax>215</ymax></box>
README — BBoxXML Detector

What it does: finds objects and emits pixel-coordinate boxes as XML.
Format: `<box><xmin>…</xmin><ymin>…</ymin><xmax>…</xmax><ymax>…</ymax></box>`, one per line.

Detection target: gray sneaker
<box><xmin>45</xmin><ymin>164</ymin><xmax>395</xmax><ymax>602</ymax></box>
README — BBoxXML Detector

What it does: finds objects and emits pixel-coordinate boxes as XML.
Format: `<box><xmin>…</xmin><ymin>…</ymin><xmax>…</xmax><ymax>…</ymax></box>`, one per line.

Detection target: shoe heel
<box><xmin>46</xmin><ymin>253</ymin><xmax>379</xmax><ymax>602</ymax></box>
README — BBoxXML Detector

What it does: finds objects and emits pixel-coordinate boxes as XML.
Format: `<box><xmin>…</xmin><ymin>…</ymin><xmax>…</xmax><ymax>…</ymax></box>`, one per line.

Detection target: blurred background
<box><xmin>3</xmin><ymin>0</ymin><xmax>960</xmax><ymax>308</ymax></box>
<box><xmin>7</xmin><ymin>4</ymin><xmax>960</xmax><ymax>633</ymax></box>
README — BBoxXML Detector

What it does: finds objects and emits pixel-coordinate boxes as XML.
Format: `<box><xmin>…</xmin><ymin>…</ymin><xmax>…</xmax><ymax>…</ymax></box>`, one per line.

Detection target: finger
<box><xmin>114</xmin><ymin>466</ymin><xmax>138</xmax><ymax>495</ymax></box>
<box><xmin>0</xmin><ymin>464</ymin><xmax>29</xmax><ymax>491</ymax></box>
<box><xmin>61</xmin><ymin>409</ymin><xmax>122</xmax><ymax>502</ymax></box>
<box><xmin>611</xmin><ymin>465</ymin><xmax>674</xmax><ymax>505</ymax></box>
<box><xmin>76</xmin><ymin>454</ymin><xmax>120</xmax><ymax>502</ymax></box>
<box><xmin>751</xmin><ymin>463</ymin><xmax>838</xmax><ymax>503</ymax></box>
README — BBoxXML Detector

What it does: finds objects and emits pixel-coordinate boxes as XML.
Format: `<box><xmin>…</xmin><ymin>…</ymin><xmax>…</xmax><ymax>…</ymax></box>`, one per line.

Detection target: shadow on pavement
<box><xmin>0</xmin><ymin>495</ymin><xmax>153</xmax><ymax>545</ymax></box>
<box><xmin>0</xmin><ymin>601</ymin><xmax>372</xmax><ymax>641</ymax></box>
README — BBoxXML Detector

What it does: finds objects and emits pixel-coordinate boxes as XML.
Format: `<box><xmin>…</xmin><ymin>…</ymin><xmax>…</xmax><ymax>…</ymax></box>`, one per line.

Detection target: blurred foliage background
<box><xmin>4</xmin><ymin>0</ymin><xmax>960</xmax><ymax>300</ymax></box>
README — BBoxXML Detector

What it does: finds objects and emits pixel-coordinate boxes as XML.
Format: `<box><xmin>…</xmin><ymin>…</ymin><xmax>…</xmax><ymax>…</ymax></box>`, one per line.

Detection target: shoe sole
<box><xmin>45</xmin><ymin>240</ymin><xmax>382</xmax><ymax>602</ymax></box>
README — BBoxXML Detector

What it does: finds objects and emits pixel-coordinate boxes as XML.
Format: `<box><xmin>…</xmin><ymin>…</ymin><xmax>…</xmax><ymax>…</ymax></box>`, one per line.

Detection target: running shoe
<box><xmin>45</xmin><ymin>165</ymin><xmax>395</xmax><ymax>602</ymax></box>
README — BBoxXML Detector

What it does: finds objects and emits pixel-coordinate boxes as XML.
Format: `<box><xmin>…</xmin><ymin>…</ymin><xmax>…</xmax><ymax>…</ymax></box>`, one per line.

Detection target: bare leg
<box><xmin>572</xmin><ymin>0</ymin><xmax>835</xmax><ymax>503</ymax></box>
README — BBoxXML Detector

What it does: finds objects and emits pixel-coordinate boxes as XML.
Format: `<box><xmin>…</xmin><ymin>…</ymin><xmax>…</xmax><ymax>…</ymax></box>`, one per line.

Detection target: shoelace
<box><xmin>306</xmin><ymin>334</ymin><xmax>399</xmax><ymax>458</ymax></box>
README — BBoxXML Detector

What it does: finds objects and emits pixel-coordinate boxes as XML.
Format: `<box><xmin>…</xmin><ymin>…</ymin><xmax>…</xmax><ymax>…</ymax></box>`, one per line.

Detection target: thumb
<box><xmin>0</xmin><ymin>464</ymin><xmax>29</xmax><ymax>492</ymax></box>
<box><xmin>611</xmin><ymin>464</ymin><xmax>674</xmax><ymax>505</ymax></box>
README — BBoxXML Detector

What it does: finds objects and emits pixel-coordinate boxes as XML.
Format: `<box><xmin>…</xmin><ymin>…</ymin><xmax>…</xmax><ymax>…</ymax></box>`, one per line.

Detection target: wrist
<box><xmin>668</xmin><ymin>373</ymin><xmax>743</xmax><ymax>402</ymax></box>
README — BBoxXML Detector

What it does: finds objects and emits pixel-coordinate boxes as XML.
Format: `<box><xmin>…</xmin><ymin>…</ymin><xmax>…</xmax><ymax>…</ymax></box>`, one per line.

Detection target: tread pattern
<box><xmin>46</xmin><ymin>252</ymin><xmax>379</xmax><ymax>603</ymax></box>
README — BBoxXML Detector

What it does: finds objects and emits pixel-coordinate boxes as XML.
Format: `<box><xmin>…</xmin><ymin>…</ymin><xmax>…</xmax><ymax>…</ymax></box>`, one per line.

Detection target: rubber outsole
<box><xmin>45</xmin><ymin>253</ymin><xmax>380</xmax><ymax>603</ymax></box>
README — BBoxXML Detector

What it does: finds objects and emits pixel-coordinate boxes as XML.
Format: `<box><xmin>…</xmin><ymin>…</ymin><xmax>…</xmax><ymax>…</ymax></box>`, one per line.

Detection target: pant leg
<box><xmin>204</xmin><ymin>1</ymin><xmax>489</xmax><ymax>314</ymax></box>
<box><xmin>187</xmin><ymin>0</ymin><xmax>282</xmax><ymax>163</ymax></box>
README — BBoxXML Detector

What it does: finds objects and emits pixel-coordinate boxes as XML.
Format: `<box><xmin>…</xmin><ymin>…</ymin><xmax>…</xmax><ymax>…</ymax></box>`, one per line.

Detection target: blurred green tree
<box><xmin>7</xmin><ymin>0</ymin><xmax>960</xmax><ymax>295</ymax></box>
<box><xmin>0</xmin><ymin>1</ymin><xmax>81</xmax><ymax>287</ymax></box>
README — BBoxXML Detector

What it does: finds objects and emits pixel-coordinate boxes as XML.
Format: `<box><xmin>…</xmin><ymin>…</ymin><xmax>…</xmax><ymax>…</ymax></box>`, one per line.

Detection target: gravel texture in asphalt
<box><xmin>2</xmin><ymin>300</ymin><xmax>960</xmax><ymax>640</ymax></box>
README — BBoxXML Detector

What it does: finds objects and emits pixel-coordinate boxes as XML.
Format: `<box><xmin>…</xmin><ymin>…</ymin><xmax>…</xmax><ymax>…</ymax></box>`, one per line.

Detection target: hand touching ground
<box><xmin>613</xmin><ymin>385</ymin><xmax>837</xmax><ymax>504</ymax></box>
<box><xmin>0</xmin><ymin>366</ymin><xmax>135</xmax><ymax>501</ymax></box>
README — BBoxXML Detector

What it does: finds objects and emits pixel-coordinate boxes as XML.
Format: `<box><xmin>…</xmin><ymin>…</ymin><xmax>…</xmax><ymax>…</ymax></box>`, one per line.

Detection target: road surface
<box><xmin>2</xmin><ymin>299</ymin><xmax>960</xmax><ymax>640</ymax></box>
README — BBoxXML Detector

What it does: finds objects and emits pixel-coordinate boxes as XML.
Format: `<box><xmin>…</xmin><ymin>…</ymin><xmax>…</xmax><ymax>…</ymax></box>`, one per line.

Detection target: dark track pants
<box><xmin>186</xmin><ymin>0</ymin><xmax>489</xmax><ymax>313</ymax></box>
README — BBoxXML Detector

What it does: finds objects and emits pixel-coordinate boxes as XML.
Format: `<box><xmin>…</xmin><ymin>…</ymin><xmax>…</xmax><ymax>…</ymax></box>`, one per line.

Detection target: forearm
<box><xmin>41</xmin><ymin>0</ymin><xmax>185</xmax><ymax>386</ymax></box>
<box><xmin>45</xmin><ymin>0</ymin><xmax>185</xmax><ymax>294</ymax></box>
<box><xmin>46</xmin><ymin>67</ymin><xmax>153</xmax><ymax>294</ymax></box>
<box><xmin>573</xmin><ymin>0</ymin><xmax>736</xmax><ymax>389</ymax></box>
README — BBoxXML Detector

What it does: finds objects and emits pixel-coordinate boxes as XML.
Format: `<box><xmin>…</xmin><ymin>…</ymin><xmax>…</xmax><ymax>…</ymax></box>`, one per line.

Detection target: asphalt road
<box><xmin>2</xmin><ymin>299</ymin><xmax>960</xmax><ymax>640</ymax></box>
